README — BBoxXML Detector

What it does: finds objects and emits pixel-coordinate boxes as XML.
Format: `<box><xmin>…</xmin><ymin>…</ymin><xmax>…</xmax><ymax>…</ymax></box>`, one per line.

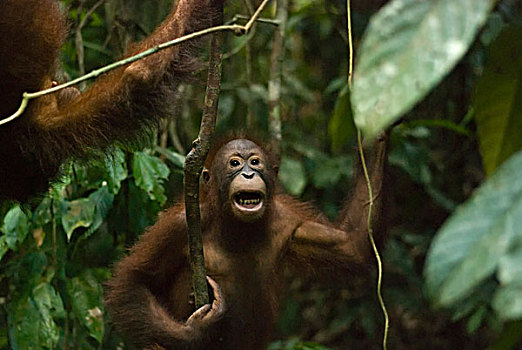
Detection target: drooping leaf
<box><xmin>352</xmin><ymin>0</ymin><xmax>496</xmax><ymax>139</ymax></box>
<box><xmin>279</xmin><ymin>158</ymin><xmax>307</xmax><ymax>196</ymax></box>
<box><xmin>60</xmin><ymin>198</ymin><xmax>96</xmax><ymax>241</ymax></box>
<box><xmin>1</xmin><ymin>206</ymin><xmax>30</xmax><ymax>251</ymax></box>
<box><xmin>67</xmin><ymin>271</ymin><xmax>104</xmax><ymax>343</ymax></box>
<box><xmin>85</xmin><ymin>185</ymin><xmax>115</xmax><ymax>238</ymax></box>
<box><xmin>424</xmin><ymin>150</ymin><xmax>522</xmax><ymax>307</ymax></box>
<box><xmin>474</xmin><ymin>25</ymin><xmax>522</xmax><ymax>175</ymax></box>
<box><xmin>132</xmin><ymin>152</ymin><xmax>170</xmax><ymax>204</ymax></box>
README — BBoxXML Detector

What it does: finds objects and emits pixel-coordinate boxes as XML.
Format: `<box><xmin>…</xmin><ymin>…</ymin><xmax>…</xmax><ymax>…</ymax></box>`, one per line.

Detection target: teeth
<box><xmin>238</xmin><ymin>198</ymin><xmax>261</xmax><ymax>205</ymax></box>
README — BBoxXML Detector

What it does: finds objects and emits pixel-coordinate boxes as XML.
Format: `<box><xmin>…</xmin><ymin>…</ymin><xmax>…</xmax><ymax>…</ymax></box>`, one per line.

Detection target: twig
<box><xmin>0</xmin><ymin>0</ymin><xmax>272</xmax><ymax>127</ymax></box>
<box><xmin>228</xmin><ymin>15</ymin><xmax>280</xmax><ymax>26</ymax></box>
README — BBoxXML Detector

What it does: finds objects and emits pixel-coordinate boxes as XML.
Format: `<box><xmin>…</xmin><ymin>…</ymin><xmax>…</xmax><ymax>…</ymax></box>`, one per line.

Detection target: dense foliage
<box><xmin>1</xmin><ymin>0</ymin><xmax>522</xmax><ymax>349</ymax></box>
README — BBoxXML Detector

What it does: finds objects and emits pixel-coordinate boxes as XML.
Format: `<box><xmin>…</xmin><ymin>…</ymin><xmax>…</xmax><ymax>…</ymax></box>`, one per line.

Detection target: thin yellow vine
<box><xmin>347</xmin><ymin>1</ymin><xmax>389</xmax><ymax>349</ymax></box>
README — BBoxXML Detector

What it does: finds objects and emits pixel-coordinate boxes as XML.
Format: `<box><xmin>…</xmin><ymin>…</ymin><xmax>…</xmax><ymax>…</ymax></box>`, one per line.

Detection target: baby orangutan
<box><xmin>105</xmin><ymin>136</ymin><xmax>388</xmax><ymax>350</ymax></box>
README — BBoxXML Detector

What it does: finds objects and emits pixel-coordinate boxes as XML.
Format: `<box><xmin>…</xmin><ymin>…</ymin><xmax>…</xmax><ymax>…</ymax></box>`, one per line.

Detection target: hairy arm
<box><xmin>105</xmin><ymin>206</ymin><xmax>224</xmax><ymax>349</ymax></box>
<box><xmin>285</xmin><ymin>134</ymin><xmax>389</xmax><ymax>273</ymax></box>
<box><xmin>0</xmin><ymin>0</ymin><xmax>223</xmax><ymax>201</ymax></box>
<box><xmin>34</xmin><ymin>0</ymin><xmax>223</xmax><ymax>152</ymax></box>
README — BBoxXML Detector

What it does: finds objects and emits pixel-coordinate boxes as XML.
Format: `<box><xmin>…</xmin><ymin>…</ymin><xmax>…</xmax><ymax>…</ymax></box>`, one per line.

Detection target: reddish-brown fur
<box><xmin>0</xmin><ymin>0</ymin><xmax>222</xmax><ymax>202</ymax></box>
<box><xmin>105</xmin><ymin>136</ymin><xmax>388</xmax><ymax>350</ymax></box>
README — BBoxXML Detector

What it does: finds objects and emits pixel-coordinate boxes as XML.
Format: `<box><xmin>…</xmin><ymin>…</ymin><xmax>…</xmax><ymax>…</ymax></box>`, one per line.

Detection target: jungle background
<box><xmin>1</xmin><ymin>0</ymin><xmax>522</xmax><ymax>349</ymax></box>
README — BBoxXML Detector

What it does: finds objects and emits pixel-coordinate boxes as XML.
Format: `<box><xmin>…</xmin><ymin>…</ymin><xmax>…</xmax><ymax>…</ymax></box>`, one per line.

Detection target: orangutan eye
<box><xmin>230</xmin><ymin>159</ymin><xmax>241</xmax><ymax>167</ymax></box>
<box><xmin>250</xmin><ymin>158</ymin><xmax>260</xmax><ymax>166</ymax></box>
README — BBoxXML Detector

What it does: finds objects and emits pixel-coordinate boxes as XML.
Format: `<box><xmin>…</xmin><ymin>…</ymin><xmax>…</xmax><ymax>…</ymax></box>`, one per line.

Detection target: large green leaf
<box><xmin>424</xmin><ymin>150</ymin><xmax>522</xmax><ymax>307</ymax></box>
<box><xmin>352</xmin><ymin>0</ymin><xmax>495</xmax><ymax>139</ymax></box>
<box><xmin>474</xmin><ymin>25</ymin><xmax>522</xmax><ymax>176</ymax></box>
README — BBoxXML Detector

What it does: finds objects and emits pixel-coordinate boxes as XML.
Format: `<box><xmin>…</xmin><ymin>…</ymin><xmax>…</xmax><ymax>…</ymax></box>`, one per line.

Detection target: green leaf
<box><xmin>493</xmin><ymin>285</ymin><xmax>522</xmax><ymax>320</ymax></box>
<box><xmin>474</xmin><ymin>25</ymin><xmax>522</xmax><ymax>176</ymax></box>
<box><xmin>0</xmin><ymin>236</ymin><xmax>8</xmax><ymax>261</ymax></box>
<box><xmin>32</xmin><ymin>198</ymin><xmax>53</xmax><ymax>228</ymax></box>
<box><xmin>104</xmin><ymin>148</ymin><xmax>127</xmax><ymax>193</ymax></box>
<box><xmin>424</xmin><ymin>150</ymin><xmax>522</xmax><ymax>307</ymax></box>
<box><xmin>85</xmin><ymin>185</ymin><xmax>115</xmax><ymax>238</ymax></box>
<box><xmin>132</xmin><ymin>152</ymin><xmax>170</xmax><ymax>204</ymax></box>
<box><xmin>67</xmin><ymin>271</ymin><xmax>104</xmax><ymax>343</ymax></box>
<box><xmin>279</xmin><ymin>158</ymin><xmax>307</xmax><ymax>196</ymax></box>
<box><xmin>8</xmin><ymin>283</ymin><xmax>64</xmax><ymax>350</ymax></box>
<box><xmin>328</xmin><ymin>84</ymin><xmax>356</xmax><ymax>153</ymax></box>
<box><xmin>155</xmin><ymin>146</ymin><xmax>186</xmax><ymax>169</ymax></box>
<box><xmin>352</xmin><ymin>0</ymin><xmax>495</xmax><ymax>139</ymax></box>
<box><xmin>60</xmin><ymin>198</ymin><xmax>96</xmax><ymax>241</ymax></box>
<box><xmin>1</xmin><ymin>206</ymin><xmax>30</xmax><ymax>251</ymax></box>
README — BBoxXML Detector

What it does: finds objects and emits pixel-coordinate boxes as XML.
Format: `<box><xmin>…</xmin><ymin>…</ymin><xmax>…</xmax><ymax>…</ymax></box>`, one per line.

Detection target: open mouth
<box><xmin>234</xmin><ymin>191</ymin><xmax>264</xmax><ymax>210</ymax></box>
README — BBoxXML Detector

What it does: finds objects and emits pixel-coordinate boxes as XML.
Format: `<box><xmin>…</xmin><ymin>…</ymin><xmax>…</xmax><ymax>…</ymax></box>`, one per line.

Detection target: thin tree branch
<box><xmin>183</xmin><ymin>7</ymin><xmax>225</xmax><ymax>310</ymax></box>
<box><xmin>0</xmin><ymin>0</ymin><xmax>272</xmax><ymax>127</ymax></box>
<box><xmin>268</xmin><ymin>0</ymin><xmax>288</xmax><ymax>159</ymax></box>
<box><xmin>76</xmin><ymin>0</ymin><xmax>106</xmax><ymax>87</ymax></box>
<box><xmin>243</xmin><ymin>0</ymin><xmax>256</xmax><ymax>127</ymax></box>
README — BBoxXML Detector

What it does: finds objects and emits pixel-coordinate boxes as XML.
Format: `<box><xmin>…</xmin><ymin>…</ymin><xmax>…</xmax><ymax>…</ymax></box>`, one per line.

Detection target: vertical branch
<box><xmin>183</xmin><ymin>6</ymin><xmax>224</xmax><ymax>309</ymax></box>
<box><xmin>242</xmin><ymin>0</ymin><xmax>256</xmax><ymax>127</ymax></box>
<box><xmin>267</xmin><ymin>0</ymin><xmax>288</xmax><ymax>160</ymax></box>
<box><xmin>75</xmin><ymin>0</ymin><xmax>106</xmax><ymax>90</ymax></box>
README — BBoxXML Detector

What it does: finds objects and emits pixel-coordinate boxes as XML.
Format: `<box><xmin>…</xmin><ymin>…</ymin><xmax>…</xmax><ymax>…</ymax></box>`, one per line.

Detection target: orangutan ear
<box><xmin>202</xmin><ymin>168</ymin><xmax>211</xmax><ymax>184</ymax></box>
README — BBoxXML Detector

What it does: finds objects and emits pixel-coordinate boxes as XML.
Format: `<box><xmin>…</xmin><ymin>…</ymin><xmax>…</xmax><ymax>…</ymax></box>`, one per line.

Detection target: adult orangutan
<box><xmin>105</xmin><ymin>135</ymin><xmax>388</xmax><ymax>350</ymax></box>
<box><xmin>0</xmin><ymin>0</ymin><xmax>222</xmax><ymax>202</ymax></box>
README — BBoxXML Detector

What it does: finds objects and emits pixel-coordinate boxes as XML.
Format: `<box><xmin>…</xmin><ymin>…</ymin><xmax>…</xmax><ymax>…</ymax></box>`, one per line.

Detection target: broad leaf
<box><xmin>132</xmin><ymin>152</ymin><xmax>170</xmax><ymax>204</ymax></box>
<box><xmin>1</xmin><ymin>206</ymin><xmax>30</xmax><ymax>251</ymax></box>
<box><xmin>425</xmin><ymin>150</ymin><xmax>522</xmax><ymax>307</ymax></box>
<box><xmin>352</xmin><ymin>0</ymin><xmax>495</xmax><ymax>139</ymax></box>
<box><xmin>474</xmin><ymin>25</ymin><xmax>522</xmax><ymax>175</ymax></box>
